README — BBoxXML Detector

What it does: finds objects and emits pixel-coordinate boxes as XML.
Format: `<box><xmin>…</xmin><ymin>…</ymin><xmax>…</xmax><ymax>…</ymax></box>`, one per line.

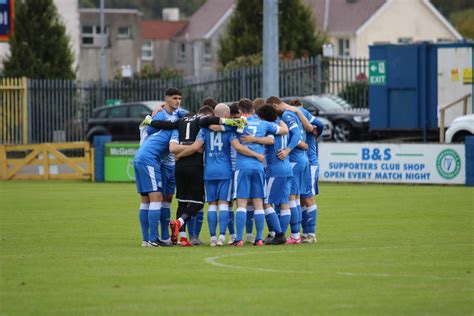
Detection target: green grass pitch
<box><xmin>0</xmin><ymin>181</ymin><xmax>473</xmax><ymax>315</ymax></box>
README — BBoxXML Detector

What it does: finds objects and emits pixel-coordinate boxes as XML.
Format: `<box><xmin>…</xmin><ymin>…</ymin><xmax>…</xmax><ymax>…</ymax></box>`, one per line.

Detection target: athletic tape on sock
<box><xmin>264</xmin><ymin>207</ymin><xmax>275</xmax><ymax>215</ymax></box>
<box><xmin>140</xmin><ymin>203</ymin><xmax>149</xmax><ymax>210</ymax></box>
<box><xmin>149</xmin><ymin>202</ymin><xmax>162</xmax><ymax>210</ymax></box>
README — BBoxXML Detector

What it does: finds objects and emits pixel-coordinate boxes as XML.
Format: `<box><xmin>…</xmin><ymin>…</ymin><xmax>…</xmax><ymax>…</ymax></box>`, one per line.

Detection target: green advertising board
<box><xmin>369</xmin><ymin>60</ymin><xmax>386</xmax><ymax>85</ymax></box>
<box><xmin>104</xmin><ymin>143</ymin><xmax>139</xmax><ymax>182</ymax></box>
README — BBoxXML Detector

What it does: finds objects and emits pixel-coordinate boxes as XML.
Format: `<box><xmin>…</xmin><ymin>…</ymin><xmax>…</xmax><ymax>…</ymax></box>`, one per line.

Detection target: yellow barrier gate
<box><xmin>0</xmin><ymin>142</ymin><xmax>94</xmax><ymax>180</ymax></box>
<box><xmin>0</xmin><ymin>77</ymin><xmax>28</xmax><ymax>144</ymax></box>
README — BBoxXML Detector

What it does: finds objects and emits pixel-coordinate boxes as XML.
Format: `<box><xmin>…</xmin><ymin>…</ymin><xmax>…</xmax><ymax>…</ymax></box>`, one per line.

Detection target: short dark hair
<box><xmin>165</xmin><ymin>87</ymin><xmax>181</xmax><ymax>96</ymax></box>
<box><xmin>201</xmin><ymin>98</ymin><xmax>218</xmax><ymax>109</ymax></box>
<box><xmin>197</xmin><ymin>105</ymin><xmax>214</xmax><ymax>116</ymax></box>
<box><xmin>230</xmin><ymin>102</ymin><xmax>240</xmax><ymax>116</ymax></box>
<box><xmin>289</xmin><ymin>98</ymin><xmax>303</xmax><ymax>107</ymax></box>
<box><xmin>238</xmin><ymin>98</ymin><xmax>253</xmax><ymax>114</ymax></box>
<box><xmin>266</xmin><ymin>96</ymin><xmax>281</xmax><ymax>105</ymax></box>
<box><xmin>253</xmin><ymin>98</ymin><xmax>265</xmax><ymax>110</ymax></box>
<box><xmin>256</xmin><ymin>104</ymin><xmax>278</xmax><ymax>122</ymax></box>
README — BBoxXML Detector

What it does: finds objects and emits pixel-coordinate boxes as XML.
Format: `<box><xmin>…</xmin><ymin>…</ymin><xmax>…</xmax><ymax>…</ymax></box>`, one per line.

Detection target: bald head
<box><xmin>214</xmin><ymin>103</ymin><xmax>230</xmax><ymax>118</ymax></box>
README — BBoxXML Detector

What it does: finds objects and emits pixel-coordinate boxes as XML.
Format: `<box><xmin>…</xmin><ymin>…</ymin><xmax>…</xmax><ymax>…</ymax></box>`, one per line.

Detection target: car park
<box><xmin>445</xmin><ymin>114</ymin><xmax>474</xmax><ymax>143</ymax></box>
<box><xmin>86</xmin><ymin>101</ymin><xmax>164</xmax><ymax>142</ymax></box>
<box><xmin>282</xmin><ymin>95</ymin><xmax>369</xmax><ymax>142</ymax></box>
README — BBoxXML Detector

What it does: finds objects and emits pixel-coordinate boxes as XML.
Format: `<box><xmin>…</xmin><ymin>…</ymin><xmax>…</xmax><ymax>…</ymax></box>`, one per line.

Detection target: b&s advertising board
<box><xmin>319</xmin><ymin>143</ymin><xmax>465</xmax><ymax>184</ymax></box>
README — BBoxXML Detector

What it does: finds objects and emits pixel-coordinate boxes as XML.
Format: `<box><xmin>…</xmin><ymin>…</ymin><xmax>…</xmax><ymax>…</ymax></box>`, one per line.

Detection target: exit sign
<box><xmin>369</xmin><ymin>60</ymin><xmax>386</xmax><ymax>85</ymax></box>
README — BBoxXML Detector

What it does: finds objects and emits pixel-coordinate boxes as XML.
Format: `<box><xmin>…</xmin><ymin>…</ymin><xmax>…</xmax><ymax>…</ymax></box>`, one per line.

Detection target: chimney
<box><xmin>162</xmin><ymin>8</ymin><xmax>180</xmax><ymax>21</ymax></box>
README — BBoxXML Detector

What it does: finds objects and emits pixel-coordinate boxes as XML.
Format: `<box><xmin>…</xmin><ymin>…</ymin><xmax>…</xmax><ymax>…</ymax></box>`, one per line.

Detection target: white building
<box><xmin>0</xmin><ymin>0</ymin><xmax>80</xmax><ymax>71</ymax></box>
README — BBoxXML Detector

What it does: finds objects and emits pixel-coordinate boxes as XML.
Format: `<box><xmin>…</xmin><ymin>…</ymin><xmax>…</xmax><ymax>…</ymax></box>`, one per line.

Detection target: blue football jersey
<box><xmin>134</xmin><ymin>129</ymin><xmax>174</xmax><ymax>165</ymax></box>
<box><xmin>265</xmin><ymin>118</ymin><xmax>293</xmax><ymax>177</ymax></box>
<box><xmin>197</xmin><ymin>128</ymin><xmax>234</xmax><ymax>180</ymax></box>
<box><xmin>281</xmin><ymin>110</ymin><xmax>307</xmax><ymax>164</ymax></box>
<box><xmin>145</xmin><ymin>107</ymin><xmax>187</xmax><ymax>165</ymax></box>
<box><xmin>145</xmin><ymin>107</ymin><xmax>187</xmax><ymax>135</ymax></box>
<box><xmin>234</xmin><ymin>116</ymin><xmax>279</xmax><ymax>171</ymax></box>
<box><xmin>299</xmin><ymin>107</ymin><xmax>324</xmax><ymax>166</ymax></box>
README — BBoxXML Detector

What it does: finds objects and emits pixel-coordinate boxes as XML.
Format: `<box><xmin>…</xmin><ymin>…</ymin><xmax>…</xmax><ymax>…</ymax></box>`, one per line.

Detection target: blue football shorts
<box><xmin>301</xmin><ymin>164</ymin><xmax>319</xmax><ymax>198</ymax></box>
<box><xmin>233</xmin><ymin>168</ymin><xmax>265</xmax><ymax>199</ymax></box>
<box><xmin>133</xmin><ymin>161</ymin><xmax>163</xmax><ymax>194</ymax></box>
<box><xmin>160</xmin><ymin>163</ymin><xmax>176</xmax><ymax>196</ymax></box>
<box><xmin>264</xmin><ymin>176</ymin><xmax>291</xmax><ymax>205</ymax></box>
<box><xmin>205</xmin><ymin>179</ymin><xmax>233</xmax><ymax>202</ymax></box>
<box><xmin>290</xmin><ymin>161</ymin><xmax>309</xmax><ymax>196</ymax></box>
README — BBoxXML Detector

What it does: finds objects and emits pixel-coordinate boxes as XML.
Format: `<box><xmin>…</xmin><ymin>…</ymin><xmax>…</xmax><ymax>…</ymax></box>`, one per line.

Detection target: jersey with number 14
<box><xmin>197</xmin><ymin>128</ymin><xmax>234</xmax><ymax>180</ymax></box>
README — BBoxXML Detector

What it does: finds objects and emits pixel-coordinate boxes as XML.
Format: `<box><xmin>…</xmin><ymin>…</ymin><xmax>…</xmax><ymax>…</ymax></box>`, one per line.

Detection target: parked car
<box><xmin>445</xmin><ymin>114</ymin><xmax>474</xmax><ymax>143</ymax></box>
<box><xmin>86</xmin><ymin>101</ymin><xmax>164</xmax><ymax>142</ymax></box>
<box><xmin>312</xmin><ymin>116</ymin><xmax>333</xmax><ymax>141</ymax></box>
<box><xmin>282</xmin><ymin>95</ymin><xmax>369</xmax><ymax>142</ymax></box>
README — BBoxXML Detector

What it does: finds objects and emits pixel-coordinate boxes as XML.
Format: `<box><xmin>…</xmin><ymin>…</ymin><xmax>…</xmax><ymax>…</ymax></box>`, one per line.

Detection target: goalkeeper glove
<box><xmin>139</xmin><ymin>115</ymin><xmax>152</xmax><ymax>128</ymax></box>
<box><xmin>221</xmin><ymin>117</ymin><xmax>247</xmax><ymax>129</ymax></box>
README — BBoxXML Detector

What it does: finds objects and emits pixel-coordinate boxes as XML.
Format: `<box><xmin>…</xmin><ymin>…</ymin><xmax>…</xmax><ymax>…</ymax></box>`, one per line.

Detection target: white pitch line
<box><xmin>205</xmin><ymin>252</ymin><xmax>471</xmax><ymax>281</ymax></box>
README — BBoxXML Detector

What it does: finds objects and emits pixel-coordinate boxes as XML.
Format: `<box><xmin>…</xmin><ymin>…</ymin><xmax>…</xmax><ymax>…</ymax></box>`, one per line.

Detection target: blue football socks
<box><xmin>160</xmin><ymin>202</ymin><xmax>171</xmax><ymax>241</ymax></box>
<box><xmin>148</xmin><ymin>201</ymin><xmax>162</xmax><ymax>242</ymax></box>
<box><xmin>207</xmin><ymin>205</ymin><xmax>218</xmax><ymax>237</ymax></box>
<box><xmin>139</xmin><ymin>203</ymin><xmax>149</xmax><ymax>241</ymax></box>
<box><xmin>218</xmin><ymin>204</ymin><xmax>229</xmax><ymax>236</ymax></box>
<box><xmin>235</xmin><ymin>207</ymin><xmax>247</xmax><ymax>241</ymax></box>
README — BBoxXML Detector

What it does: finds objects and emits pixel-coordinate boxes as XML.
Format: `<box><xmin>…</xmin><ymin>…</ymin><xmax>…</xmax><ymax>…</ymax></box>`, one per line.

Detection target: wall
<box><xmin>356</xmin><ymin>0</ymin><xmax>457</xmax><ymax>58</ymax></box>
<box><xmin>79</xmin><ymin>9</ymin><xmax>142</xmax><ymax>80</ymax></box>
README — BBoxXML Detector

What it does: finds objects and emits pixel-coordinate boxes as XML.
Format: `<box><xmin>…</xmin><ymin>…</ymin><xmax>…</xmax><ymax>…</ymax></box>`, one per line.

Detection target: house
<box><xmin>0</xmin><ymin>0</ymin><xmax>80</xmax><ymax>72</ymax></box>
<box><xmin>141</xmin><ymin>19</ymin><xmax>187</xmax><ymax>71</ymax></box>
<box><xmin>171</xmin><ymin>0</ymin><xmax>235</xmax><ymax>77</ymax></box>
<box><xmin>303</xmin><ymin>0</ymin><xmax>463</xmax><ymax>58</ymax></box>
<box><xmin>79</xmin><ymin>8</ymin><xmax>143</xmax><ymax>80</ymax></box>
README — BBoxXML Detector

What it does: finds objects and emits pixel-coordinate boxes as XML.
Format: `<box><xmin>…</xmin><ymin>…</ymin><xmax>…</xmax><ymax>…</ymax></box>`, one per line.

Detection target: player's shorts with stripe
<box><xmin>133</xmin><ymin>161</ymin><xmax>163</xmax><ymax>194</ymax></box>
<box><xmin>301</xmin><ymin>164</ymin><xmax>319</xmax><ymax>198</ymax></box>
<box><xmin>234</xmin><ymin>168</ymin><xmax>265</xmax><ymax>199</ymax></box>
<box><xmin>161</xmin><ymin>164</ymin><xmax>176</xmax><ymax>196</ymax></box>
<box><xmin>175</xmin><ymin>165</ymin><xmax>204</xmax><ymax>204</ymax></box>
<box><xmin>290</xmin><ymin>162</ymin><xmax>309</xmax><ymax>196</ymax></box>
<box><xmin>264</xmin><ymin>176</ymin><xmax>291</xmax><ymax>205</ymax></box>
<box><xmin>205</xmin><ymin>179</ymin><xmax>233</xmax><ymax>202</ymax></box>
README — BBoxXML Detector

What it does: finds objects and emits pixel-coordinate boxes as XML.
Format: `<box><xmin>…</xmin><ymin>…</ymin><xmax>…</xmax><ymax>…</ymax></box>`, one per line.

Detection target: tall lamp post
<box><xmin>262</xmin><ymin>0</ymin><xmax>279</xmax><ymax>98</ymax></box>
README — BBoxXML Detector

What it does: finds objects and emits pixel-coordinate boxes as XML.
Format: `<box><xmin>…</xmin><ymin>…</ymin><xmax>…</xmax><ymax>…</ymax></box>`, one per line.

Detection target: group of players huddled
<box><xmin>133</xmin><ymin>87</ymin><xmax>323</xmax><ymax>247</ymax></box>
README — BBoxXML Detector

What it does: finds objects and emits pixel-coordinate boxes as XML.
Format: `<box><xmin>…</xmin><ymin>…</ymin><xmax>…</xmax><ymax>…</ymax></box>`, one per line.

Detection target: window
<box><xmin>437</xmin><ymin>38</ymin><xmax>451</xmax><ymax>43</ymax></box>
<box><xmin>142</xmin><ymin>41</ymin><xmax>153</xmax><ymax>61</ymax></box>
<box><xmin>108</xmin><ymin>106</ymin><xmax>127</xmax><ymax>118</ymax></box>
<box><xmin>129</xmin><ymin>105</ymin><xmax>149</xmax><ymax>118</ymax></box>
<box><xmin>338</xmin><ymin>38</ymin><xmax>350</xmax><ymax>57</ymax></box>
<box><xmin>398</xmin><ymin>37</ymin><xmax>413</xmax><ymax>44</ymax></box>
<box><xmin>81</xmin><ymin>25</ymin><xmax>108</xmax><ymax>47</ymax></box>
<box><xmin>177</xmin><ymin>43</ymin><xmax>186</xmax><ymax>63</ymax></box>
<box><xmin>203</xmin><ymin>41</ymin><xmax>212</xmax><ymax>63</ymax></box>
<box><xmin>96</xmin><ymin>109</ymin><xmax>109</xmax><ymax>119</ymax></box>
<box><xmin>118</xmin><ymin>26</ymin><xmax>131</xmax><ymax>38</ymax></box>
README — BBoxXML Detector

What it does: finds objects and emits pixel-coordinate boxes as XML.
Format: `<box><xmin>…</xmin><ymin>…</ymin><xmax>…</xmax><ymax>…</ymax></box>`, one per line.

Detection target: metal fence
<box><xmin>1</xmin><ymin>56</ymin><xmax>368</xmax><ymax>144</ymax></box>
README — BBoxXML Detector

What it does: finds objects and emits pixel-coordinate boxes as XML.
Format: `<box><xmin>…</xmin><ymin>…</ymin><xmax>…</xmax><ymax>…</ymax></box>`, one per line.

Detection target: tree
<box><xmin>218</xmin><ymin>0</ymin><xmax>327</xmax><ymax>66</ymax></box>
<box><xmin>431</xmin><ymin>0</ymin><xmax>473</xmax><ymax>18</ymax></box>
<box><xmin>449</xmin><ymin>9</ymin><xmax>474</xmax><ymax>40</ymax></box>
<box><xmin>2</xmin><ymin>0</ymin><xmax>75</xmax><ymax>79</ymax></box>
